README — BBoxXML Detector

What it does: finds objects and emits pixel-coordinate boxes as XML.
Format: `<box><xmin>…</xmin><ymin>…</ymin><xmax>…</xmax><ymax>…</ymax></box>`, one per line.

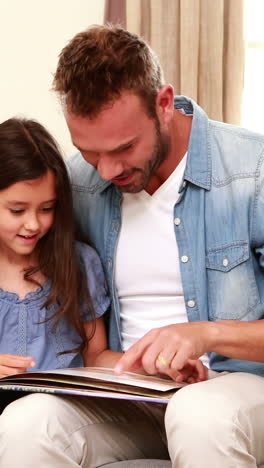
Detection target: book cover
<box><xmin>0</xmin><ymin>367</ymin><xmax>187</xmax><ymax>404</ymax></box>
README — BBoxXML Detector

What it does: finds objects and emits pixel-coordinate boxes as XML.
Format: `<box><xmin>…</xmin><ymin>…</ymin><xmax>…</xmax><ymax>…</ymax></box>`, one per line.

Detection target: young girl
<box><xmin>0</xmin><ymin>117</ymin><xmax>111</xmax><ymax>379</ymax></box>
<box><xmin>0</xmin><ymin>117</ymin><xmax>208</xmax><ymax>468</ymax></box>
<box><xmin>0</xmin><ymin>116</ymin><xmax>207</xmax><ymax>385</ymax></box>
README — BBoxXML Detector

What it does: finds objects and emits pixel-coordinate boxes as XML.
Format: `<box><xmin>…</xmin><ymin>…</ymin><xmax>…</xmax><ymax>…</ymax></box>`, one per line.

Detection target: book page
<box><xmin>40</xmin><ymin>367</ymin><xmax>186</xmax><ymax>392</ymax></box>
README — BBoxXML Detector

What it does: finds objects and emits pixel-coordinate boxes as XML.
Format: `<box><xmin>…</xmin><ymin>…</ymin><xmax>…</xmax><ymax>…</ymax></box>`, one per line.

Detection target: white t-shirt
<box><xmin>115</xmin><ymin>153</ymin><xmax>209</xmax><ymax>368</ymax></box>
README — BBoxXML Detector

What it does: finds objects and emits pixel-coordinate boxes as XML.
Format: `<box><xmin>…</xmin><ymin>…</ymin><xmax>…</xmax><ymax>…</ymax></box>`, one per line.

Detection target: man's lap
<box><xmin>165</xmin><ymin>372</ymin><xmax>264</xmax><ymax>467</ymax></box>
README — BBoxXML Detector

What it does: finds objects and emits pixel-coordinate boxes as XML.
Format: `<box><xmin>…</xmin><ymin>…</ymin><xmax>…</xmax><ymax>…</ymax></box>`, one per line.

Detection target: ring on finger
<box><xmin>157</xmin><ymin>353</ymin><xmax>171</xmax><ymax>367</ymax></box>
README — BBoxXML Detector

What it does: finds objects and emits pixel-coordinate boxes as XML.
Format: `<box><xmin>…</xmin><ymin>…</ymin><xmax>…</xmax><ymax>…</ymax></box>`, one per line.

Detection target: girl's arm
<box><xmin>82</xmin><ymin>317</ymin><xmax>122</xmax><ymax>368</ymax></box>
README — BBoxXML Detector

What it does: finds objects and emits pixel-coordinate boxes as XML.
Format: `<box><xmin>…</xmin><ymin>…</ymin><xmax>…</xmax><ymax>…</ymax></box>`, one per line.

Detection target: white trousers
<box><xmin>0</xmin><ymin>372</ymin><xmax>264</xmax><ymax>467</ymax></box>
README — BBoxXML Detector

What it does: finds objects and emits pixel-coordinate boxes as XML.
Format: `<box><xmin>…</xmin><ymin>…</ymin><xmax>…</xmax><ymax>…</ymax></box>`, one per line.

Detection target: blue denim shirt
<box><xmin>68</xmin><ymin>96</ymin><xmax>264</xmax><ymax>376</ymax></box>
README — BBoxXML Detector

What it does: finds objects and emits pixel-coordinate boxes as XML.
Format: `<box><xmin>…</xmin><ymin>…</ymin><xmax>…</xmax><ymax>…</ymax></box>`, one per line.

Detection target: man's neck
<box><xmin>146</xmin><ymin>111</ymin><xmax>192</xmax><ymax>195</ymax></box>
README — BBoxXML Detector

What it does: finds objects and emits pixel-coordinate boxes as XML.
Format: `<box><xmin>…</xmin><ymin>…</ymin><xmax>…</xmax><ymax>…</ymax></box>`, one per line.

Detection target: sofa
<box><xmin>101</xmin><ymin>460</ymin><xmax>172</xmax><ymax>467</ymax></box>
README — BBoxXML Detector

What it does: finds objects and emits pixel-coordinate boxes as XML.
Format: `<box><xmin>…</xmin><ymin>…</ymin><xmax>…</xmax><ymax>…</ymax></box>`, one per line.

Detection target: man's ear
<box><xmin>155</xmin><ymin>85</ymin><xmax>175</xmax><ymax>125</ymax></box>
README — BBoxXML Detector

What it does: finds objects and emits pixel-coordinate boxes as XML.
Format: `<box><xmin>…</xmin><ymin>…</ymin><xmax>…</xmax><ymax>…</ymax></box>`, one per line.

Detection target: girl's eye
<box><xmin>41</xmin><ymin>206</ymin><xmax>55</xmax><ymax>212</ymax></box>
<box><xmin>10</xmin><ymin>209</ymin><xmax>23</xmax><ymax>214</ymax></box>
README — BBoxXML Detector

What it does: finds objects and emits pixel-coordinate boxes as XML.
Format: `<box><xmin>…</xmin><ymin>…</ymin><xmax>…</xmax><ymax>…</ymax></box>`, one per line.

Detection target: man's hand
<box><xmin>114</xmin><ymin>322</ymin><xmax>213</xmax><ymax>380</ymax></box>
<box><xmin>0</xmin><ymin>354</ymin><xmax>35</xmax><ymax>378</ymax></box>
<box><xmin>170</xmin><ymin>358</ymin><xmax>208</xmax><ymax>383</ymax></box>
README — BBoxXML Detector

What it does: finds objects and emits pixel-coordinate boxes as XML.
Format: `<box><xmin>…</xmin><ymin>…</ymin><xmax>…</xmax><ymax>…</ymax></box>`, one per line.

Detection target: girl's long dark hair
<box><xmin>0</xmin><ymin>117</ymin><xmax>95</xmax><ymax>353</ymax></box>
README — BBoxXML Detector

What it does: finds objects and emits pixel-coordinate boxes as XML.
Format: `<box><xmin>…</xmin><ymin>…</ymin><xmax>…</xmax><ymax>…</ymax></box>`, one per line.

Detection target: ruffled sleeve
<box><xmin>75</xmin><ymin>241</ymin><xmax>110</xmax><ymax>321</ymax></box>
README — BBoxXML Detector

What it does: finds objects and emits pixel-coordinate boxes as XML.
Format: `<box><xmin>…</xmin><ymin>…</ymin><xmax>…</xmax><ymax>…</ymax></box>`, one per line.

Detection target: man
<box><xmin>1</xmin><ymin>24</ymin><xmax>264</xmax><ymax>468</ymax></box>
<box><xmin>54</xmin><ymin>24</ymin><xmax>264</xmax><ymax>467</ymax></box>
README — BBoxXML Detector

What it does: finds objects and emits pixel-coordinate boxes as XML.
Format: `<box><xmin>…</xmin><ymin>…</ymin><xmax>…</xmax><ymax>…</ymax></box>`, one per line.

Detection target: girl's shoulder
<box><xmin>74</xmin><ymin>240</ymin><xmax>106</xmax><ymax>284</ymax></box>
<box><xmin>74</xmin><ymin>241</ymin><xmax>110</xmax><ymax>317</ymax></box>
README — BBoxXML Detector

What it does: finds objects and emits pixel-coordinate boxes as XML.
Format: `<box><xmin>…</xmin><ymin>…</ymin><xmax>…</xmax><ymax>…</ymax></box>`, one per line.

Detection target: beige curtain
<box><xmin>126</xmin><ymin>0</ymin><xmax>245</xmax><ymax>124</ymax></box>
<box><xmin>104</xmin><ymin>0</ymin><xmax>126</xmax><ymax>27</ymax></box>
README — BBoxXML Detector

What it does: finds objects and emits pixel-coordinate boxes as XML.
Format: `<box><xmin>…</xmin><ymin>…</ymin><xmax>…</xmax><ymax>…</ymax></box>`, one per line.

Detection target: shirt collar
<box><xmin>175</xmin><ymin>96</ymin><xmax>211</xmax><ymax>191</ymax></box>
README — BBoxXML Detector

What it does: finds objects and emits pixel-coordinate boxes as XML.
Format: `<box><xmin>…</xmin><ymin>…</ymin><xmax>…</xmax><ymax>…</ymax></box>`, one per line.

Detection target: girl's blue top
<box><xmin>0</xmin><ymin>241</ymin><xmax>110</xmax><ymax>371</ymax></box>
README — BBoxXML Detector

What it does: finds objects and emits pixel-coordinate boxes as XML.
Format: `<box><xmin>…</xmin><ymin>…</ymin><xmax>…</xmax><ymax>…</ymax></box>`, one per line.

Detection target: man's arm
<box><xmin>114</xmin><ymin>319</ymin><xmax>264</xmax><ymax>376</ymax></box>
<box><xmin>83</xmin><ymin>317</ymin><xmax>208</xmax><ymax>382</ymax></box>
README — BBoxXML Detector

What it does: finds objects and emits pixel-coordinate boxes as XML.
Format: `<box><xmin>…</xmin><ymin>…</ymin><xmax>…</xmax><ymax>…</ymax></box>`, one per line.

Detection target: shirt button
<box><xmin>174</xmin><ymin>217</ymin><xmax>181</xmax><ymax>226</ymax></box>
<box><xmin>182</xmin><ymin>181</ymin><xmax>187</xmax><ymax>188</ymax></box>
<box><xmin>223</xmin><ymin>258</ymin><xmax>229</xmax><ymax>267</ymax></box>
<box><xmin>181</xmin><ymin>255</ymin><xmax>189</xmax><ymax>263</ymax></box>
<box><xmin>187</xmin><ymin>300</ymin><xmax>196</xmax><ymax>308</ymax></box>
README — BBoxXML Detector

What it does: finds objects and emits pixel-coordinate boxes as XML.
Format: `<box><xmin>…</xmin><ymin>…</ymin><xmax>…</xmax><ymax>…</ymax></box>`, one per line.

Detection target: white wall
<box><xmin>0</xmin><ymin>0</ymin><xmax>104</xmax><ymax>158</ymax></box>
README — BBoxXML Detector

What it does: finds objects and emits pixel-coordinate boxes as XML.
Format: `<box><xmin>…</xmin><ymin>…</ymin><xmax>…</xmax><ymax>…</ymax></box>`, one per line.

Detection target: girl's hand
<box><xmin>0</xmin><ymin>354</ymin><xmax>35</xmax><ymax>378</ymax></box>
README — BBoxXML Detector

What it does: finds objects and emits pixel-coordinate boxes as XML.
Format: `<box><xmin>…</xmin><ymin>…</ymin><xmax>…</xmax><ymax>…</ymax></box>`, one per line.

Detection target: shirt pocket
<box><xmin>206</xmin><ymin>242</ymin><xmax>260</xmax><ymax>320</ymax></box>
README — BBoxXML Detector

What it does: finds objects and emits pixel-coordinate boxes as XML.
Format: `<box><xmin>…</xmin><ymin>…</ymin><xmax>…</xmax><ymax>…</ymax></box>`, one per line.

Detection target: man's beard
<box><xmin>119</xmin><ymin>118</ymin><xmax>170</xmax><ymax>194</ymax></box>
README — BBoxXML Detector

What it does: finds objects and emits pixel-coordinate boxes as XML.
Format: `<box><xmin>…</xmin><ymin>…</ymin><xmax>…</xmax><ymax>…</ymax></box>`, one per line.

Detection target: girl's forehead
<box><xmin>0</xmin><ymin>170</ymin><xmax>56</xmax><ymax>202</ymax></box>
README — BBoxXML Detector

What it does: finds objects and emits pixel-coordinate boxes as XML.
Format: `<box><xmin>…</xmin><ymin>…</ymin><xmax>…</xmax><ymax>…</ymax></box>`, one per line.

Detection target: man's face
<box><xmin>66</xmin><ymin>92</ymin><xmax>170</xmax><ymax>193</ymax></box>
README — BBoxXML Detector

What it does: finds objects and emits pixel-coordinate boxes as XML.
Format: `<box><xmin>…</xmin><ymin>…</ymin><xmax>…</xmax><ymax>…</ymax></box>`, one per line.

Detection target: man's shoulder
<box><xmin>209</xmin><ymin>120</ymin><xmax>264</xmax><ymax>170</ymax></box>
<box><xmin>210</xmin><ymin>119</ymin><xmax>264</xmax><ymax>141</ymax></box>
<box><xmin>67</xmin><ymin>152</ymin><xmax>108</xmax><ymax>191</ymax></box>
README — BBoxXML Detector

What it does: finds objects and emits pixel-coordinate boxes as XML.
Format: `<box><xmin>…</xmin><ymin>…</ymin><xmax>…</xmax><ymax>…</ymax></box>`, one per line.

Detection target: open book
<box><xmin>0</xmin><ymin>367</ymin><xmax>187</xmax><ymax>404</ymax></box>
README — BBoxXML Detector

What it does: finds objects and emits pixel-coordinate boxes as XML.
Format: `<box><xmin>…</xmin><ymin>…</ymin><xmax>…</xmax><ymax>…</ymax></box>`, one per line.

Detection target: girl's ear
<box><xmin>155</xmin><ymin>85</ymin><xmax>175</xmax><ymax>126</ymax></box>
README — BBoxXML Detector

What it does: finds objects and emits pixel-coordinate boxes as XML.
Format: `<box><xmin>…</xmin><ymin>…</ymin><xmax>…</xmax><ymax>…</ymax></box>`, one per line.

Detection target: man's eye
<box><xmin>116</xmin><ymin>144</ymin><xmax>133</xmax><ymax>154</ymax></box>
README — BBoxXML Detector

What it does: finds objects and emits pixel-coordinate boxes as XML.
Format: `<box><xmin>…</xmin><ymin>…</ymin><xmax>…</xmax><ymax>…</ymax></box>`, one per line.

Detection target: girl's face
<box><xmin>0</xmin><ymin>170</ymin><xmax>56</xmax><ymax>261</ymax></box>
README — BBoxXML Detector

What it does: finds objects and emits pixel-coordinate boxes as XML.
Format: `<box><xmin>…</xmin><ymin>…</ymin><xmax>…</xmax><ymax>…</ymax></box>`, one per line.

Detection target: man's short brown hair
<box><xmin>53</xmin><ymin>24</ymin><xmax>165</xmax><ymax>118</ymax></box>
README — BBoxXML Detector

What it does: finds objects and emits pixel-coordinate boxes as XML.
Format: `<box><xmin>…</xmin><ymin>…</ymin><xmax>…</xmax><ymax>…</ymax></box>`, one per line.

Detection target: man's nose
<box><xmin>97</xmin><ymin>154</ymin><xmax>124</xmax><ymax>181</ymax></box>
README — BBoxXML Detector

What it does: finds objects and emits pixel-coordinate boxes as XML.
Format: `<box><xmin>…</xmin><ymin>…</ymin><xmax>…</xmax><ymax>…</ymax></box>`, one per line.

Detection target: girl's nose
<box><xmin>24</xmin><ymin>213</ymin><xmax>39</xmax><ymax>231</ymax></box>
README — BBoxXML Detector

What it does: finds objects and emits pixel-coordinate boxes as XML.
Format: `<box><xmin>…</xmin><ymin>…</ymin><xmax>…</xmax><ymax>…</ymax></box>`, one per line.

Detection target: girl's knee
<box><xmin>1</xmin><ymin>393</ymin><xmax>65</xmax><ymax>434</ymax></box>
